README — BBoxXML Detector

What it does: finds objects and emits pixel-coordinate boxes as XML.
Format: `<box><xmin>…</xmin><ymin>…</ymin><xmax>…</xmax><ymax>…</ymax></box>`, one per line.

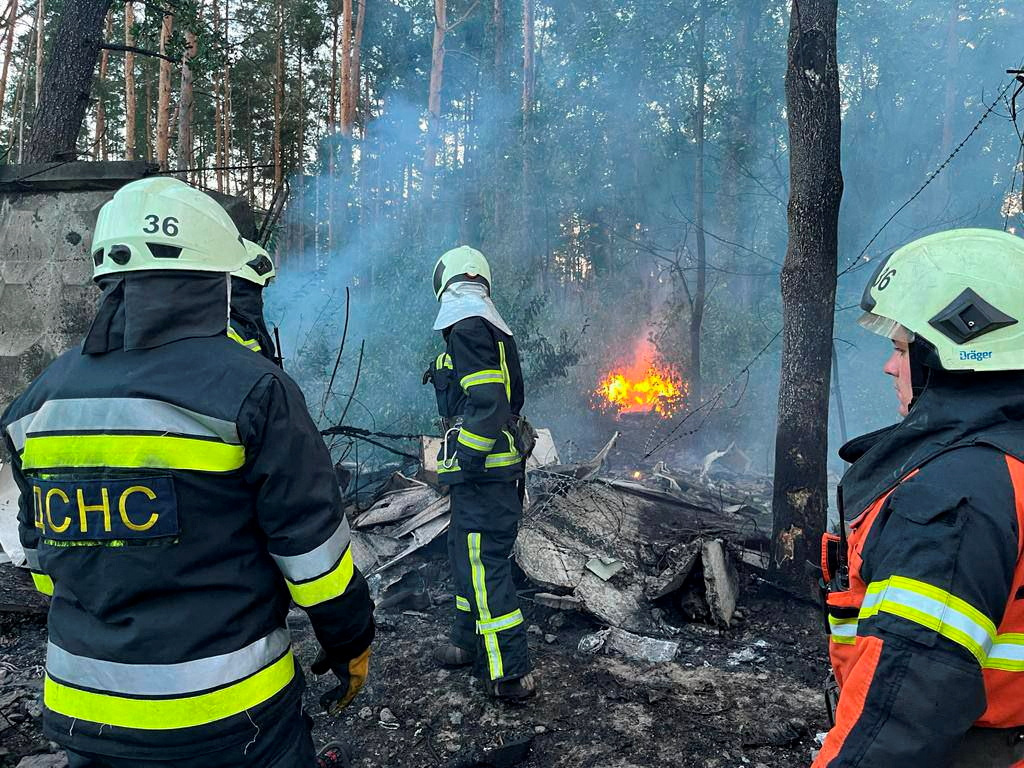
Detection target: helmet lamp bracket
<box><xmin>928</xmin><ymin>288</ymin><xmax>1018</xmax><ymax>344</ymax></box>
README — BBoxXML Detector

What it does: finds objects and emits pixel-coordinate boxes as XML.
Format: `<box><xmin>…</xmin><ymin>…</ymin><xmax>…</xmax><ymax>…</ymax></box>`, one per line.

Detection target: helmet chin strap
<box><xmin>907</xmin><ymin>340</ymin><xmax>934</xmax><ymax>412</ymax></box>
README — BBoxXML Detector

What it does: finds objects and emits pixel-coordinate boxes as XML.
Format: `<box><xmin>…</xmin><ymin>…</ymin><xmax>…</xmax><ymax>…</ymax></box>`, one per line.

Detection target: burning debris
<box><xmin>593</xmin><ymin>339</ymin><xmax>688</xmax><ymax>418</ymax></box>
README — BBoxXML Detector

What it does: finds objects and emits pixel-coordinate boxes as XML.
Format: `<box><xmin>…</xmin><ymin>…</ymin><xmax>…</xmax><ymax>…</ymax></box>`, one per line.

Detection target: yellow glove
<box><xmin>313</xmin><ymin>646</ymin><xmax>371</xmax><ymax>715</ymax></box>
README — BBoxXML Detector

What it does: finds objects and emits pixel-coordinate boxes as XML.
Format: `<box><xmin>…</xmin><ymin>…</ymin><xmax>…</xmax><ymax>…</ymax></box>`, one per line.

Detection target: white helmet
<box><xmin>91</xmin><ymin>177</ymin><xmax>248</xmax><ymax>279</ymax></box>
<box><xmin>234</xmin><ymin>240</ymin><xmax>277</xmax><ymax>287</ymax></box>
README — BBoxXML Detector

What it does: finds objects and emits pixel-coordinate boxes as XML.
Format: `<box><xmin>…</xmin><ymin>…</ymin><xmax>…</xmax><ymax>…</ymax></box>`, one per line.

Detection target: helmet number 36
<box><xmin>143</xmin><ymin>215</ymin><xmax>180</xmax><ymax>237</ymax></box>
<box><xmin>874</xmin><ymin>267</ymin><xmax>896</xmax><ymax>291</ymax></box>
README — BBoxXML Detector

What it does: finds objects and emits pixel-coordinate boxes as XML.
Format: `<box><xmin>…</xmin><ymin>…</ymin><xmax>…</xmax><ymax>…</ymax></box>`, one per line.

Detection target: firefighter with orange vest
<box><xmin>817</xmin><ymin>229</ymin><xmax>1024</xmax><ymax>767</ymax></box>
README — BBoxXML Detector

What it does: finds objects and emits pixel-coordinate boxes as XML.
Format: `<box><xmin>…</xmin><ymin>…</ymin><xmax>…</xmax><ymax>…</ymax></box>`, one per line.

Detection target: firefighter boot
<box><xmin>316</xmin><ymin>741</ymin><xmax>353</xmax><ymax>768</ymax></box>
<box><xmin>434</xmin><ymin>643</ymin><xmax>475</xmax><ymax>669</ymax></box>
<box><xmin>487</xmin><ymin>672</ymin><xmax>537</xmax><ymax>701</ymax></box>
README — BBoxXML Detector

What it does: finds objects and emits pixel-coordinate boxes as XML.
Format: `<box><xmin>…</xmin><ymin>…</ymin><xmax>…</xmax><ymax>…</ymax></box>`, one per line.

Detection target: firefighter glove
<box><xmin>312</xmin><ymin>646</ymin><xmax>371</xmax><ymax>715</ymax></box>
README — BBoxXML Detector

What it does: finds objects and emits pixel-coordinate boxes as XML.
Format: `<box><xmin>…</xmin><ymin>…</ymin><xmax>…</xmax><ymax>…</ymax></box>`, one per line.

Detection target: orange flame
<box><xmin>594</xmin><ymin>340</ymin><xmax>687</xmax><ymax>418</ymax></box>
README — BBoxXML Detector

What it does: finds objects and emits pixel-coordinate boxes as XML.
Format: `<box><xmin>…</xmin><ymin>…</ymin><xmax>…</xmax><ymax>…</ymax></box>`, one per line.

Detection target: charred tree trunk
<box><xmin>123</xmin><ymin>0</ymin><xmax>136</xmax><ymax>160</ymax></box>
<box><xmin>329</xmin><ymin>0</ymin><xmax>339</xmax><ymax>127</ymax></box>
<box><xmin>155</xmin><ymin>11</ymin><xmax>173</xmax><ymax>169</ymax></box>
<box><xmin>771</xmin><ymin>0</ymin><xmax>844</xmax><ymax>596</ymax></box>
<box><xmin>0</xmin><ymin>0</ymin><xmax>19</xmax><ymax>126</ymax></box>
<box><xmin>423</xmin><ymin>0</ymin><xmax>446</xmax><ymax>199</ymax></box>
<box><xmin>690</xmin><ymin>0</ymin><xmax>707</xmax><ymax>408</ymax></box>
<box><xmin>25</xmin><ymin>0</ymin><xmax>112</xmax><ymax>162</ymax></box>
<box><xmin>176</xmin><ymin>29</ymin><xmax>197</xmax><ymax>176</ymax></box>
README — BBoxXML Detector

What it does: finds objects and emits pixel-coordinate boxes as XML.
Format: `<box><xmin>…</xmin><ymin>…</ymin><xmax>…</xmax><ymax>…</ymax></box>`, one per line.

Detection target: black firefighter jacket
<box><xmin>427</xmin><ymin>316</ymin><xmax>526</xmax><ymax>484</ymax></box>
<box><xmin>228</xmin><ymin>276</ymin><xmax>277</xmax><ymax>363</ymax></box>
<box><xmin>816</xmin><ymin>370</ymin><xmax>1024</xmax><ymax>766</ymax></box>
<box><xmin>1</xmin><ymin>271</ymin><xmax>374</xmax><ymax>761</ymax></box>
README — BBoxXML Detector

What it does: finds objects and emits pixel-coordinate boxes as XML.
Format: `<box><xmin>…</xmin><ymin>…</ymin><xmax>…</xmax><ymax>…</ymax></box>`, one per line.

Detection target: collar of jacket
<box><xmin>839</xmin><ymin>370</ymin><xmax>1024</xmax><ymax>520</ymax></box>
<box><xmin>83</xmin><ymin>271</ymin><xmax>231</xmax><ymax>354</ymax></box>
<box><xmin>229</xmin><ymin>276</ymin><xmax>266</xmax><ymax>328</ymax></box>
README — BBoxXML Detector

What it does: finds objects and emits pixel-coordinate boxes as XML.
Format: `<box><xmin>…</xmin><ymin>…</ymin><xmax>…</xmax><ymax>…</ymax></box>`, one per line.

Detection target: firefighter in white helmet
<box><xmin>229</xmin><ymin>239</ymin><xmax>279</xmax><ymax>363</ymax></box>
<box><xmin>423</xmin><ymin>246</ymin><xmax>536</xmax><ymax>699</ymax></box>
<box><xmin>817</xmin><ymin>229</ymin><xmax>1024</xmax><ymax>767</ymax></box>
<box><xmin>3</xmin><ymin>177</ymin><xmax>373</xmax><ymax>768</ymax></box>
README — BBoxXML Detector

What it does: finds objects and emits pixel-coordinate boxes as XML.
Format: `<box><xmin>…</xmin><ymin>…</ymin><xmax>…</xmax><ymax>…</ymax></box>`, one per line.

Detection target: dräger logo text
<box><xmin>960</xmin><ymin>350</ymin><xmax>994</xmax><ymax>362</ymax></box>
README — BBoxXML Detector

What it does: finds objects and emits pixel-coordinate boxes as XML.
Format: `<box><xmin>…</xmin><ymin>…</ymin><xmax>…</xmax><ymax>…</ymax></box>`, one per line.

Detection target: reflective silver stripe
<box><xmin>7</xmin><ymin>398</ymin><xmax>239</xmax><ymax>450</ymax></box>
<box><xmin>477</xmin><ymin>609</ymin><xmax>524</xmax><ymax>634</ymax></box>
<box><xmin>270</xmin><ymin>518</ymin><xmax>352</xmax><ymax>583</ymax></box>
<box><xmin>989</xmin><ymin>639</ymin><xmax>1024</xmax><ymax>666</ymax></box>
<box><xmin>23</xmin><ymin>547</ymin><xmax>42</xmax><ymax>571</ymax></box>
<box><xmin>861</xmin><ymin>582</ymin><xmax>995</xmax><ymax>661</ymax></box>
<box><xmin>828</xmin><ymin>616</ymin><xmax>858</xmax><ymax>639</ymax></box>
<box><xmin>46</xmin><ymin>627</ymin><xmax>291</xmax><ymax>697</ymax></box>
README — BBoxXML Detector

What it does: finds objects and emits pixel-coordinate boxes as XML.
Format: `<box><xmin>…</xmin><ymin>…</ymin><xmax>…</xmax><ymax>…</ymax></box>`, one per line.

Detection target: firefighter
<box><xmin>816</xmin><ymin>228</ymin><xmax>1024</xmax><ymax>767</ymax></box>
<box><xmin>1</xmin><ymin>177</ymin><xmax>374</xmax><ymax>768</ymax></box>
<box><xmin>423</xmin><ymin>246</ymin><xmax>535</xmax><ymax>700</ymax></box>
<box><xmin>229</xmin><ymin>238</ymin><xmax>278</xmax><ymax>363</ymax></box>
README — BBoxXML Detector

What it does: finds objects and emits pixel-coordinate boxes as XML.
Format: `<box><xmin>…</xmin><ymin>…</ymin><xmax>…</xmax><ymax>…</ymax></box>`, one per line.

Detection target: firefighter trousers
<box><xmin>447</xmin><ymin>479</ymin><xmax>531</xmax><ymax>682</ymax></box>
<box><xmin>64</xmin><ymin>711</ymin><xmax>317</xmax><ymax>767</ymax></box>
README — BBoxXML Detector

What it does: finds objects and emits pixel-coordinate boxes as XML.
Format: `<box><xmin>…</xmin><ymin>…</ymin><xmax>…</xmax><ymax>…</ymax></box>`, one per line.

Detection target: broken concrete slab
<box><xmin>393</xmin><ymin>495</ymin><xmax>450</xmax><ymax>538</ymax></box>
<box><xmin>534</xmin><ymin>593</ymin><xmax>583</xmax><ymax>611</ymax></box>
<box><xmin>585</xmin><ymin>556</ymin><xmax>626</xmax><ymax>582</ymax></box>
<box><xmin>0</xmin><ymin>462</ymin><xmax>25</xmax><ymax>567</ymax></box>
<box><xmin>354</xmin><ymin>485</ymin><xmax>440</xmax><ymax>529</ymax></box>
<box><xmin>702</xmin><ymin>539</ymin><xmax>739</xmax><ymax>627</ymax></box>
<box><xmin>604</xmin><ymin>627</ymin><xmax>680</xmax><ymax>663</ymax></box>
<box><xmin>373</xmin><ymin>514</ymin><xmax>450</xmax><ymax>575</ymax></box>
<box><xmin>15</xmin><ymin>755</ymin><xmax>68</xmax><ymax>768</ymax></box>
<box><xmin>350</xmin><ymin>530</ymin><xmax>406</xmax><ymax>574</ymax></box>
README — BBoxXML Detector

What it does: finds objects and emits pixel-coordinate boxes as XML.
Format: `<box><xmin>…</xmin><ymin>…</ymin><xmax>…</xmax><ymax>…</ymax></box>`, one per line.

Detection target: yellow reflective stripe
<box><xmin>860</xmin><ymin>576</ymin><xmax>996</xmax><ymax>664</ymax></box>
<box><xmin>227</xmin><ymin>327</ymin><xmax>261</xmax><ymax>352</ymax></box>
<box><xmin>485</xmin><ymin>453</ymin><xmax>521</xmax><ymax>468</ymax></box>
<box><xmin>456</xmin><ymin>595</ymin><xmax>471</xmax><ymax>612</ymax></box>
<box><xmin>477</xmin><ymin>608</ymin><xmax>524</xmax><ymax>634</ymax></box>
<box><xmin>458</xmin><ymin>429</ymin><xmax>496</xmax><ymax>452</ymax></box>
<box><xmin>286</xmin><ymin>547</ymin><xmax>355</xmax><ymax>608</ymax></box>
<box><xmin>498</xmin><ymin>342</ymin><xmax>511</xmax><ymax>401</ymax></box>
<box><xmin>22</xmin><ymin>435</ymin><xmax>245</xmax><ymax>473</ymax></box>
<box><xmin>469</xmin><ymin>533</ymin><xmax>503</xmax><ymax>679</ymax></box>
<box><xmin>44</xmin><ymin>651</ymin><xmax>295</xmax><ymax>730</ymax></box>
<box><xmin>438</xmin><ymin>461</ymin><xmax>461</xmax><ymax>474</ymax></box>
<box><xmin>32</xmin><ymin>572</ymin><xmax>54</xmax><ymax>596</ymax></box>
<box><xmin>435</xmin><ymin>353</ymin><xmax>453</xmax><ymax>370</ymax></box>
<box><xmin>460</xmin><ymin>370</ymin><xmax>505</xmax><ymax>391</ymax></box>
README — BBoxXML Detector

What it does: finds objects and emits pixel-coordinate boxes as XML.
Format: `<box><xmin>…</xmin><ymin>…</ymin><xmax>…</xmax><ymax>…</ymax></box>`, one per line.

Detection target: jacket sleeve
<box><xmin>1</xmin><ymin>421</ymin><xmax>52</xmax><ymax>597</ymax></box>
<box><xmin>240</xmin><ymin>373</ymin><xmax>375</xmax><ymax>662</ymax></box>
<box><xmin>815</xmin><ymin>448</ymin><xmax>1019</xmax><ymax>767</ymax></box>
<box><xmin>448</xmin><ymin>318</ymin><xmax>510</xmax><ymax>458</ymax></box>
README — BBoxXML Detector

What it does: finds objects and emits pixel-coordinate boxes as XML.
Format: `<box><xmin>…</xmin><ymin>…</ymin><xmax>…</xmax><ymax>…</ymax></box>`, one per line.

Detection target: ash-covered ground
<box><xmin>1</xmin><ymin>564</ymin><xmax>829</xmax><ymax>768</ymax></box>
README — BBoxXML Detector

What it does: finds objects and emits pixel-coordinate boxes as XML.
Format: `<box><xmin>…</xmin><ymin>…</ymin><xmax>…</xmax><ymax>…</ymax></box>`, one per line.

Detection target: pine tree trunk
<box><xmin>123</xmin><ymin>0</ymin><xmax>136</xmax><ymax>160</ymax></box>
<box><xmin>33</xmin><ymin>0</ymin><xmax>43</xmax><ymax>109</ymax></box>
<box><xmin>423</xmin><ymin>0</ymin><xmax>446</xmax><ymax>198</ymax></box>
<box><xmin>222</xmin><ymin>0</ymin><xmax>233</xmax><ymax>194</ymax></box>
<box><xmin>212</xmin><ymin>0</ymin><xmax>223</xmax><ymax>189</ymax></box>
<box><xmin>24</xmin><ymin>0</ymin><xmax>113</xmax><ymax>163</ymax></box>
<box><xmin>155</xmin><ymin>11</ymin><xmax>173</xmax><ymax>169</ymax></box>
<box><xmin>93</xmin><ymin>8</ymin><xmax>112</xmax><ymax>159</ymax></box>
<box><xmin>176</xmin><ymin>29</ymin><xmax>197</xmax><ymax>176</ymax></box>
<box><xmin>771</xmin><ymin>0</ymin><xmax>844</xmax><ymax>597</ymax></box>
<box><xmin>329</xmin><ymin>0</ymin><xmax>339</xmax><ymax>128</ymax></box>
<box><xmin>350</xmin><ymin>0</ymin><xmax>365</xmax><ymax>133</ymax></box>
<box><xmin>273</xmin><ymin>0</ymin><xmax>284</xmax><ymax>187</ymax></box>
<box><xmin>0</xmin><ymin>0</ymin><xmax>19</xmax><ymax>126</ymax></box>
<box><xmin>690</xmin><ymin>0</ymin><xmax>707</xmax><ymax>408</ymax></box>
<box><xmin>144</xmin><ymin>74</ymin><xmax>152</xmax><ymax>163</ymax></box>
<box><xmin>521</xmin><ymin>0</ymin><xmax>535</xmax><ymax>272</ymax></box>
<box><xmin>340</xmin><ymin>0</ymin><xmax>353</xmax><ymax>137</ymax></box>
